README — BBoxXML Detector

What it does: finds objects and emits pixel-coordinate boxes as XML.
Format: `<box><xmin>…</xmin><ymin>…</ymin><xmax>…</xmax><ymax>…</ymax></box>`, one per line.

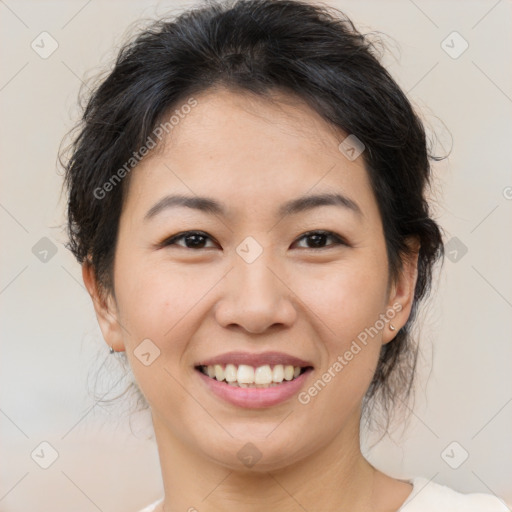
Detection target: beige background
<box><xmin>1</xmin><ymin>0</ymin><xmax>511</xmax><ymax>510</ymax></box>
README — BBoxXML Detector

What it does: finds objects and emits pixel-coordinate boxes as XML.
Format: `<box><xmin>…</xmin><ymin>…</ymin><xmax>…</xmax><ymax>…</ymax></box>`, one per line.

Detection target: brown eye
<box><xmin>161</xmin><ymin>231</ymin><xmax>217</xmax><ymax>249</ymax></box>
<box><xmin>159</xmin><ymin>230</ymin><xmax>347</xmax><ymax>251</ymax></box>
<box><xmin>294</xmin><ymin>230</ymin><xmax>346</xmax><ymax>250</ymax></box>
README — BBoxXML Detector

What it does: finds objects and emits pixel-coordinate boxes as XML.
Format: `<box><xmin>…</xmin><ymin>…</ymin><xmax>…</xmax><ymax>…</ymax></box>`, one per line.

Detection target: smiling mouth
<box><xmin>195</xmin><ymin>364</ymin><xmax>313</xmax><ymax>388</ymax></box>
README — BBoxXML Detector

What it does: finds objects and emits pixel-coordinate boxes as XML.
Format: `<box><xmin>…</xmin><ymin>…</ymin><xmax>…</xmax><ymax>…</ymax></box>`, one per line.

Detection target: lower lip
<box><xmin>196</xmin><ymin>368</ymin><xmax>313</xmax><ymax>409</ymax></box>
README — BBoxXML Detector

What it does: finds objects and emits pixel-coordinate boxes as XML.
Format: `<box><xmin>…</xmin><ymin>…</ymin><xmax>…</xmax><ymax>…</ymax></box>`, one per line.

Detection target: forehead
<box><xmin>122</xmin><ymin>87</ymin><xmax>378</xmax><ymax>223</ymax></box>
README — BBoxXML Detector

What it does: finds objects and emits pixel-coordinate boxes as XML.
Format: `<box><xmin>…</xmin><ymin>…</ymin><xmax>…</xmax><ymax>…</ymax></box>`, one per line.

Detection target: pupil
<box><xmin>187</xmin><ymin>234</ymin><xmax>205</xmax><ymax>248</ymax></box>
<box><xmin>309</xmin><ymin>234</ymin><xmax>326</xmax><ymax>248</ymax></box>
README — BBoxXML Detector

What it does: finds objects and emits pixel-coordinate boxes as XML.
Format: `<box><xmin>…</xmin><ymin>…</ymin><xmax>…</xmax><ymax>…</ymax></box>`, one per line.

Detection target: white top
<box><xmin>138</xmin><ymin>476</ymin><xmax>510</xmax><ymax>511</ymax></box>
<box><xmin>397</xmin><ymin>477</ymin><xmax>509</xmax><ymax>511</ymax></box>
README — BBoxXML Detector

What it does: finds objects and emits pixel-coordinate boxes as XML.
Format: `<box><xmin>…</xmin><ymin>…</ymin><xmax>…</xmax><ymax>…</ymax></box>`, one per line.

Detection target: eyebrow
<box><xmin>144</xmin><ymin>192</ymin><xmax>363</xmax><ymax>222</ymax></box>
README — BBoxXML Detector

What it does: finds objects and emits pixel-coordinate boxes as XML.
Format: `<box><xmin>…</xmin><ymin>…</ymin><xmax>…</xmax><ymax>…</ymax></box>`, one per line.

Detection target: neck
<box><xmin>152</xmin><ymin>410</ymin><xmax>379</xmax><ymax>512</ymax></box>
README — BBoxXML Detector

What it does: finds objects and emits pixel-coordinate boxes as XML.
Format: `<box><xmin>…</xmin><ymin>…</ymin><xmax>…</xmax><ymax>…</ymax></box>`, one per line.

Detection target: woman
<box><xmin>61</xmin><ymin>0</ymin><xmax>509</xmax><ymax>510</ymax></box>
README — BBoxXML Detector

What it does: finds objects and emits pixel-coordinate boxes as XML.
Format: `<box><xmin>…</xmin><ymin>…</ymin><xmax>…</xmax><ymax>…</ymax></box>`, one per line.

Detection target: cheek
<box><xmin>113</xmin><ymin>258</ymin><xmax>200</xmax><ymax>410</ymax></box>
<box><xmin>294</xmin><ymin>257</ymin><xmax>389</xmax><ymax>341</ymax></box>
<box><xmin>291</xmin><ymin>256</ymin><xmax>388</xmax><ymax>404</ymax></box>
<box><xmin>113</xmin><ymin>252</ymin><xmax>204</xmax><ymax>342</ymax></box>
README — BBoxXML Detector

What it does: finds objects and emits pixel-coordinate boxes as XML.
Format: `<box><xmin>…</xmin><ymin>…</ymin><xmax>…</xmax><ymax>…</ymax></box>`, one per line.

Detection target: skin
<box><xmin>83</xmin><ymin>87</ymin><xmax>419</xmax><ymax>511</ymax></box>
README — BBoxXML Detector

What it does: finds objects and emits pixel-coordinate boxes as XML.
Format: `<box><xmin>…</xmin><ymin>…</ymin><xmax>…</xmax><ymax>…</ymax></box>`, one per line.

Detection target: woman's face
<box><xmin>85</xmin><ymin>87</ymin><xmax>417</xmax><ymax>471</ymax></box>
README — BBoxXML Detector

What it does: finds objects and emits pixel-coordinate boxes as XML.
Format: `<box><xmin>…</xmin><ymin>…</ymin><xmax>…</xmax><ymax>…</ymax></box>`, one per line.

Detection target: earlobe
<box><xmin>82</xmin><ymin>262</ymin><xmax>125</xmax><ymax>352</ymax></box>
<box><xmin>383</xmin><ymin>239</ymin><xmax>420</xmax><ymax>344</ymax></box>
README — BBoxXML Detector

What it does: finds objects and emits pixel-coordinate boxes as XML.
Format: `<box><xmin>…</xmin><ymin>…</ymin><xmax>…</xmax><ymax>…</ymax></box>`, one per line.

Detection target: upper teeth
<box><xmin>201</xmin><ymin>364</ymin><xmax>302</xmax><ymax>386</ymax></box>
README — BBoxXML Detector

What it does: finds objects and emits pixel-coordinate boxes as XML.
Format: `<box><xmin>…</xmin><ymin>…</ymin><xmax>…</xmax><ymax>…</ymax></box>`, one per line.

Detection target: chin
<box><xmin>197</xmin><ymin>433</ymin><xmax>315</xmax><ymax>474</ymax></box>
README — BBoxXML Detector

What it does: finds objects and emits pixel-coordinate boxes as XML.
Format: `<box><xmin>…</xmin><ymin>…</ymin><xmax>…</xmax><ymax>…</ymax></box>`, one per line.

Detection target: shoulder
<box><xmin>134</xmin><ymin>480</ymin><xmax>511</xmax><ymax>512</ymax></box>
<box><xmin>399</xmin><ymin>477</ymin><xmax>510</xmax><ymax>512</ymax></box>
<box><xmin>136</xmin><ymin>498</ymin><xmax>164</xmax><ymax>512</ymax></box>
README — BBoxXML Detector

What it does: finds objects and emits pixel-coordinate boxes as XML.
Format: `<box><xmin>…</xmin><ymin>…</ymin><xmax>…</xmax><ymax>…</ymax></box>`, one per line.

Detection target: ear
<box><xmin>82</xmin><ymin>261</ymin><xmax>125</xmax><ymax>352</ymax></box>
<box><xmin>382</xmin><ymin>237</ymin><xmax>420</xmax><ymax>345</ymax></box>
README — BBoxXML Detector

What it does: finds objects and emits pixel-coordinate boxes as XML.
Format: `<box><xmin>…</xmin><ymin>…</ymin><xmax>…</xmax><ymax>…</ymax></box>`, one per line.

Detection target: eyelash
<box><xmin>159</xmin><ymin>230</ymin><xmax>347</xmax><ymax>251</ymax></box>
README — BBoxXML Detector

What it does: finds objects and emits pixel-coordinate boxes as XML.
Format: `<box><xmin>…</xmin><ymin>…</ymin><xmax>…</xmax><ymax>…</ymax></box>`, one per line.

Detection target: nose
<box><xmin>214</xmin><ymin>256</ymin><xmax>297</xmax><ymax>334</ymax></box>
